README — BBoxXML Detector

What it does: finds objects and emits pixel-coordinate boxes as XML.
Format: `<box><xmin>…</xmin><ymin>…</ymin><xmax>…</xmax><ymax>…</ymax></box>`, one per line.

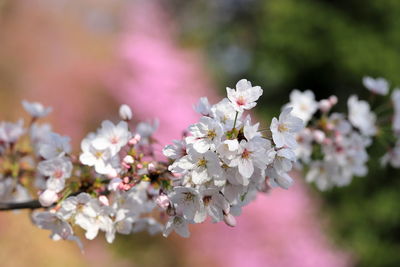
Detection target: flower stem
<box><xmin>232</xmin><ymin>112</ymin><xmax>239</xmax><ymax>130</ymax></box>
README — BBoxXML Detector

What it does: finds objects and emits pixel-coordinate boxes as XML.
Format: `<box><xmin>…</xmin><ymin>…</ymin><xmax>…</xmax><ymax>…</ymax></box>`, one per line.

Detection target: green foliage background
<box><xmin>168</xmin><ymin>0</ymin><xmax>400</xmax><ymax>266</ymax></box>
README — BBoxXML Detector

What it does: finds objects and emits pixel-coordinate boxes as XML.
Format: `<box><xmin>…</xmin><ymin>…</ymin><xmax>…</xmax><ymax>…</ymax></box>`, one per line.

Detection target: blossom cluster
<box><xmin>0</xmin><ymin>79</ymin><xmax>304</xmax><ymax>247</ymax></box>
<box><xmin>2</xmin><ymin>76</ymin><xmax>399</xmax><ymax>247</ymax></box>
<box><xmin>285</xmin><ymin>76</ymin><xmax>399</xmax><ymax>190</ymax></box>
<box><xmin>162</xmin><ymin>79</ymin><xmax>303</xmax><ymax>237</ymax></box>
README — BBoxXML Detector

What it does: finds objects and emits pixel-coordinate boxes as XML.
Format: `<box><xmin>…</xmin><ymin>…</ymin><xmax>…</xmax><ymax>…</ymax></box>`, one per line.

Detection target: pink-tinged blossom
<box><xmin>226</xmin><ymin>79</ymin><xmax>263</xmax><ymax>112</ymax></box>
<box><xmin>97</xmin><ymin>120</ymin><xmax>131</xmax><ymax>156</ymax></box>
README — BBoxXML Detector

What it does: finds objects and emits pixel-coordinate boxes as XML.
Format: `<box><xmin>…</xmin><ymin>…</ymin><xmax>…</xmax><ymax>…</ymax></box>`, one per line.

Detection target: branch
<box><xmin>0</xmin><ymin>200</ymin><xmax>43</xmax><ymax>211</ymax></box>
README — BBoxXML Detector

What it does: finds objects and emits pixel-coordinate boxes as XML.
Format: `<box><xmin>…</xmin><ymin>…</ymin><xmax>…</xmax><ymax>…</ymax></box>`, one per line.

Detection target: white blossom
<box><xmin>0</xmin><ymin>120</ymin><xmax>25</xmax><ymax>143</ymax></box>
<box><xmin>22</xmin><ymin>100</ymin><xmax>52</xmax><ymax>118</ymax></box>
<box><xmin>97</xmin><ymin>120</ymin><xmax>131</xmax><ymax>156</ymax></box>
<box><xmin>362</xmin><ymin>76</ymin><xmax>389</xmax><ymax>95</ymax></box>
<box><xmin>210</xmin><ymin>98</ymin><xmax>240</xmax><ymax>129</ymax></box>
<box><xmin>163</xmin><ymin>140</ymin><xmax>186</xmax><ymax>160</ymax></box>
<box><xmin>39</xmin><ymin>133</ymin><xmax>71</xmax><ymax>159</ymax></box>
<box><xmin>170</xmin><ymin>150</ymin><xmax>222</xmax><ymax>185</ymax></box>
<box><xmin>226</xmin><ymin>79</ymin><xmax>263</xmax><ymax>112</ymax></box>
<box><xmin>347</xmin><ymin>95</ymin><xmax>377</xmax><ymax>136</ymax></box>
<box><xmin>185</xmin><ymin>116</ymin><xmax>223</xmax><ymax>153</ymax></box>
<box><xmin>163</xmin><ymin>215</ymin><xmax>190</xmax><ymax>238</ymax></box>
<box><xmin>284</xmin><ymin>90</ymin><xmax>318</xmax><ymax>124</ymax></box>
<box><xmin>169</xmin><ymin>187</ymin><xmax>204</xmax><ymax>222</ymax></box>
<box><xmin>32</xmin><ymin>211</ymin><xmax>82</xmax><ymax>249</ymax></box>
<box><xmin>79</xmin><ymin>133</ymin><xmax>117</xmax><ymax>175</ymax></box>
<box><xmin>194</xmin><ymin>97</ymin><xmax>211</xmax><ymax>116</ymax></box>
<box><xmin>197</xmin><ymin>188</ymin><xmax>230</xmax><ymax>223</ymax></box>
<box><xmin>271</xmin><ymin>107</ymin><xmax>304</xmax><ymax>148</ymax></box>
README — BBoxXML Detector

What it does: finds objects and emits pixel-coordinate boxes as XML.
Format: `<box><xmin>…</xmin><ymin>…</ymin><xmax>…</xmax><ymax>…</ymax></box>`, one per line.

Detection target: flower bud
<box><xmin>119</xmin><ymin>104</ymin><xmax>132</xmax><ymax>121</ymax></box>
<box><xmin>129</xmin><ymin>134</ymin><xmax>141</xmax><ymax>146</ymax></box>
<box><xmin>329</xmin><ymin>95</ymin><xmax>338</xmax><ymax>105</ymax></box>
<box><xmin>313</xmin><ymin>130</ymin><xmax>326</xmax><ymax>144</ymax></box>
<box><xmin>223</xmin><ymin>213</ymin><xmax>237</xmax><ymax>227</ymax></box>
<box><xmin>326</xmin><ymin>122</ymin><xmax>335</xmax><ymax>131</ymax></box>
<box><xmin>319</xmin><ymin>99</ymin><xmax>331</xmax><ymax>113</ymax></box>
<box><xmin>123</xmin><ymin>155</ymin><xmax>134</xmax><ymax>164</ymax></box>
<box><xmin>155</xmin><ymin>194</ymin><xmax>170</xmax><ymax>210</ymax></box>
<box><xmin>148</xmin><ymin>163</ymin><xmax>156</xmax><ymax>172</ymax></box>
<box><xmin>99</xmin><ymin>195</ymin><xmax>109</xmax><ymax>206</ymax></box>
<box><xmin>39</xmin><ymin>189</ymin><xmax>59</xmax><ymax>207</ymax></box>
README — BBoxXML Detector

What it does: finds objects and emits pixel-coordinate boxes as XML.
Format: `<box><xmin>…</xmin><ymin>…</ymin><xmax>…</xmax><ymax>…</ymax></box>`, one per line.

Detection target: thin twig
<box><xmin>0</xmin><ymin>199</ymin><xmax>42</xmax><ymax>211</ymax></box>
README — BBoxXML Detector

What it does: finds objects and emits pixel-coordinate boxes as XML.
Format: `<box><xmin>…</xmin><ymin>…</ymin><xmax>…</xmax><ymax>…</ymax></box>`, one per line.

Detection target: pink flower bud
<box><xmin>223</xmin><ymin>213</ymin><xmax>237</xmax><ymax>227</ymax></box>
<box><xmin>119</xmin><ymin>104</ymin><xmax>133</xmax><ymax>121</ymax></box>
<box><xmin>148</xmin><ymin>163</ymin><xmax>156</xmax><ymax>172</ymax></box>
<box><xmin>326</xmin><ymin>122</ymin><xmax>335</xmax><ymax>131</ymax></box>
<box><xmin>122</xmin><ymin>162</ymin><xmax>131</xmax><ymax>169</ymax></box>
<box><xmin>155</xmin><ymin>194</ymin><xmax>170</xmax><ymax>209</ymax></box>
<box><xmin>128</xmin><ymin>134</ymin><xmax>141</xmax><ymax>146</ymax></box>
<box><xmin>313</xmin><ymin>130</ymin><xmax>326</xmax><ymax>143</ymax></box>
<box><xmin>329</xmin><ymin>95</ymin><xmax>338</xmax><ymax>105</ymax></box>
<box><xmin>99</xmin><ymin>196</ymin><xmax>109</xmax><ymax>206</ymax></box>
<box><xmin>136</xmin><ymin>163</ymin><xmax>143</xmax><ymax>169</ymax></box>
<box><xmin>39</xmin><ymin>189</ymin><xmax>59</xmax><ymax>207</ymax></box>
<box><xmin>319</xmin><ymin>99</ymin><xmax>331</xmax><ymax>113</ymax></box>
<box><xmin>123</xmin><ymin>155</ymin><xmax>134</xmax><ymax>164</ymax></box>
<box><xmin>123</xmin><ymin>176</ymin><xmax>130</xmax><ymax>183</ymax></box>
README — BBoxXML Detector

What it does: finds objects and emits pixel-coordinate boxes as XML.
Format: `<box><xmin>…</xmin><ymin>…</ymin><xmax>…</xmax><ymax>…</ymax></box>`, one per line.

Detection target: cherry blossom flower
<box><xmin>170</xmin><ymin>149</ymin><xmax>222</xmax><ymax>185</ymax></box>
<box><xmin>226</xmin><ymin>79</ymin><xmax>263</xmax><ymax>112</ymax></box>
<box><xmin>22</xmin><ymin>100</ymin><xmax>52</xmax><ymax>118</ymax></box>
<box><xmin>169</xmin><ymin>187</ymin><xmax>204</xmax><ymax>222</ymax></box>
<box><xmin>194</xmin><ymin>97</ymin><xmax>211</xmax><ymax>116</ymax></box>
<box><xmin>39</xmin><ymin>132</ymin><xmax>71</xmax><ymax>159</ymax></box>
<box><xmin>185</xmin><ymin>116</ymin><xmax>223</xmax><ymax>153</ymax></box>
<box><xmin>97</xmin><ymin>120</ymin><xmax>131</xmax><ymax>156</ymax></box>
<box><xmin>362</xmin><ymin>76</ymin><xmax>389</xmax><ymax>95</ymax></box>
<box><xmin>284</xmin><ymin>90</ymin><xmax>318</xmax><ymax>124</ymax></box>
<box><xmin>0</xmin><ymin>120</ymin><xmax>25</xmax><ymax>143</ymax></box>
<box><xmin>79</xmin><ymin>133</ymin><xmax>117</xmax><ymax>175</ymax></box>
<box><xmin>163</xmin><ymin>215</ymin><xmax>190</xmax><ymax>238</ymax></box>
<box><xmin>347</xmin><ymin>95</ymin><xmax>377</xmax><ymax>136</ymax></box>
<box><xmin>270</xmin><ymin>107</ymin><xmax>304</xmax><ymax>148</ymax></box>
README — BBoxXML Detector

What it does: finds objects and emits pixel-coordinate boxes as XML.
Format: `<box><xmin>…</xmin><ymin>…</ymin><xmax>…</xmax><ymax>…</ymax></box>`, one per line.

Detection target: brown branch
<box><xmin>0</xmin><ymin>199</ymin><xmax>43</xmax><ymax>211</ymax></box>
